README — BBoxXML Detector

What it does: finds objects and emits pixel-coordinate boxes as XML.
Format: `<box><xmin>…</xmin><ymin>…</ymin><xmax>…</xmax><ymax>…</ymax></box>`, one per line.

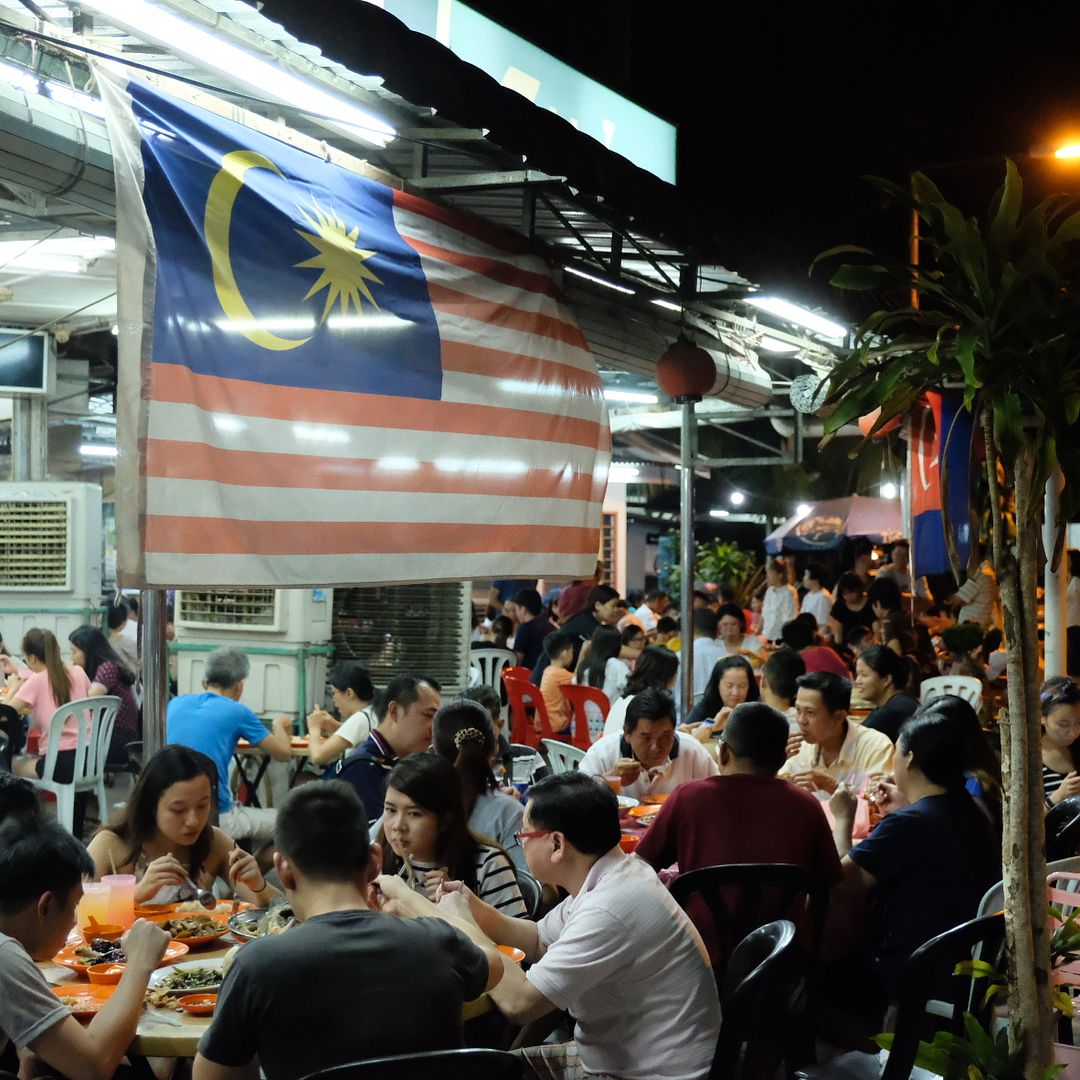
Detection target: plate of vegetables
<box><xmin>147</xmin><ymin>959</ymin><xmax>226</xmax><ymax>1006</ymax></box>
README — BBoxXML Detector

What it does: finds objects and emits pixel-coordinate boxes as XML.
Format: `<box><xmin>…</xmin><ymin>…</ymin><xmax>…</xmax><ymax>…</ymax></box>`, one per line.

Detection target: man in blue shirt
<box><xmin>167</xmin><ymin>647</ymin><xmax>294</xmax><ymax>852</ymax></box>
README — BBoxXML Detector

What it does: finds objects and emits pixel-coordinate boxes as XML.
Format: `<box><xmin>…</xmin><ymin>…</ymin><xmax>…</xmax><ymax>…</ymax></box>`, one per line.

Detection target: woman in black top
<box><xmin>828</xmin><ymin>572</ymin><xmax>874</xmax><ymax>641</ymax></box>
<box><xmin>854</xmin><ymin>645</ymin><xmax>917</xmax><ymax>742</ymax></box>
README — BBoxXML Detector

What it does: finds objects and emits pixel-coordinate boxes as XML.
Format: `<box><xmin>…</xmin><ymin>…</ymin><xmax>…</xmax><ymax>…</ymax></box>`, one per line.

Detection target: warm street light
<box><xmin>1055</xmin><ymin>144</ymin><xmax>1080</xmax><ymax>160</ymax></box>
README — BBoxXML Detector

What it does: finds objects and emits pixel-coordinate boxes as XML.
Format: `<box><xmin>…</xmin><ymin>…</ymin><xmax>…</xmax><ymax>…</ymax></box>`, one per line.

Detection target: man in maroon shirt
<box><xmin>636</xmin><ymin>701</ymin><xmax>842</xmax><ymax>964</ymax></box>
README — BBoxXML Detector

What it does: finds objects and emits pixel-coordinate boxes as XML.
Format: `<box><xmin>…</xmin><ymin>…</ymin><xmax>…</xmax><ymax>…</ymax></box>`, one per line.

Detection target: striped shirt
<box><xmin>404</xmin><ymin>844</ymin><xmax>526</xmax><ymax>918</ymax></box>
<box><xmin>1044</xmin><ymin>765</ymin><xmax>1072</xmax><ymax>807</ymax></box>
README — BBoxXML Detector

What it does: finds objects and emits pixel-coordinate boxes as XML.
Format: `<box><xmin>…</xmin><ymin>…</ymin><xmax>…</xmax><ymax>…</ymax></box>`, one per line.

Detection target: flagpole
<box><xmin>141</xmin><ymin>589</ymin><xmax>169</xmax><ymax>759</ymax></box>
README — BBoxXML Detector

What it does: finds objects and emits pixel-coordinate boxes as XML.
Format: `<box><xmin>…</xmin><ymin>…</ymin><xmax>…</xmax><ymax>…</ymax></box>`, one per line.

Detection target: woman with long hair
<box><xmin>828</xmin><ymin>572</ymin><xmax>874</xmax><ymax>642</ymax></box>
<box><xmin>601</xmin><ymin>644</ymin><xmax>680</xmax><ymax>738</ymax></box>
<box><xmin>305</xmin><ymin>661</ymin><xmax>377</xmax><ymax>771</ymax></box>
<box><xmin>7</xmin><ymin>628</ymin><xmax>93</xmax><ymax>783</ymax></box>
<box><xmin>68</xmin><ymin>625</ymin><xmax>140</xmax><ymax>767</ymax></box>
<box><xmin>432</xmin><ymin>698</ymin><xmax>526</xmax><ymax>872</ymax></box>
<box><xmin>854</xmin><ymin>645</ymin><xmax>917</xmax><ymax>742</ymax></box>
<box><xmin>577</xmin><ymin>626</ymin><xmax>629</xmax><ymax>702</ymax></box>
<box><xmin>87</xmin><ymin>745</ymin><xmax>277</xmax><ymax>905</ymax></box>
<box><xmin>379</xmin><ymin>753</ymin><xmax>526</xmax><ymax>916</ymax></box>
<box><xmin>685</xmin><ymin>655</ymin><xmax>760</xmax><ymax>728</ymax></box>
<box><xmin>1040</xmin><ymin>677</ymin><xmax>1080</xmax><ymax>807</ymax></box>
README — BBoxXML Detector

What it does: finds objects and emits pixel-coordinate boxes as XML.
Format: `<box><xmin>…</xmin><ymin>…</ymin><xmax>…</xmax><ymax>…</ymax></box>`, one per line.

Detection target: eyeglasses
<box><xmin>514</xmin><ymin>829</ymin><xmax>551</xmax><ymax>843</ymax></box>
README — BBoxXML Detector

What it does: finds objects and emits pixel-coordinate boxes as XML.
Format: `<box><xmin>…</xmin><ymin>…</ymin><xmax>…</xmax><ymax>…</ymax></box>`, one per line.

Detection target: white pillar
<box><xmin>11</xmin><ymin>395</ymin><xmax>47</xmax><ymax>480</ymax></box>
<box><xmin>141</xmin><ymin>590</ymin><xmax>170</xmax><ymax>758</ymax></box>
<box><xmin>1044</xmin><ymin>468</ymin><xmax>1069</xmax><ymax>677</ymax></box>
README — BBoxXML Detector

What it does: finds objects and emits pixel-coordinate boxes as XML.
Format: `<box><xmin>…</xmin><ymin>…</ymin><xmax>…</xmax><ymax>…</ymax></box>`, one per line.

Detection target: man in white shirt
<box><xmin>949</xmin><ymin>552</ymin><xmax>1001</xmax><ymax>629</ymax></box>
<box><xmin>875</xmin><ymin>539</ymin><xmax>931</xmax><ymax>601</ymax></box>
<box><xmin>800</xmin><ymin>564</ymin><xmax>834</xmax><ymax>632</ymax></box>
<box><xmin>686</xmin><ymin>608</ymin><xmax>723</xmax><ymax>703</ymax></box>
<box><xmin>579</xmin><ymin>688</ymin><xmax>718</xmax><ymax>799</ymax></box>
<box><xmin>375</xmin><ymin>771</ymin><xmax>721</xmax><ymax>1080</ymax></box>
<box><xmin>780</xmin><ymin>671</ymin><xmax>894</xmax><ymax>793</ymax></box>
<box><xmin>632</xmin><ymin>590</ymin><xmax>670</xmax><ymax>634</ymax></box>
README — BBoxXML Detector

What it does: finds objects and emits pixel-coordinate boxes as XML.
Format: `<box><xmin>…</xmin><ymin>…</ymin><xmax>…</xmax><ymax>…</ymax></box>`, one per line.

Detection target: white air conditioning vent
<box><xmin>177</xmin><ymin>588</ymin><xmax>280</xmax><ymax>631</ymax></box>
<box><xmin>0</xmin><ymin>498</ymin><xmax>70</xmax><ymax>590</ymax></box>
<box><xmin>332</xmin><ymin>583</ymin><xmax>470</xmax><ymax>695</ymax></box>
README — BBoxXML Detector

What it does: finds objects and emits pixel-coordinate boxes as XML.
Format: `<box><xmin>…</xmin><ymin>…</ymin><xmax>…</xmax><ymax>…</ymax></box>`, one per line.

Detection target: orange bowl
<box><xmin>628</xmin><ymin>805</ymin><xmax>658</xmax><ymax>820</ymax></box>
<box><xmin>619</xmin><ymin>833</ymin><xmax>641</xmax><ymax>853</ymax></box>
<box><xmin>81</xmin><ymin>923</ymin><xmax>123</xmax><ymax>944</ymax></box>
<box><xmin>87</xmin><ymin>963</ymin><xmax>125</xmax><ymax>985</ymax></box>
<box><xmin>497</xmin><ymin>945</ymin><xmax>526</xmax><ymax>965</ymax></box>
<box><xmin>177</xmin><ymin>993</ymin><xmax>218</xmax><ymax>1016</ymax></box>
<box><xmin>641</xmin><ymin>793</ymin><xmax>670</xmax><ymax>805</ymax></box>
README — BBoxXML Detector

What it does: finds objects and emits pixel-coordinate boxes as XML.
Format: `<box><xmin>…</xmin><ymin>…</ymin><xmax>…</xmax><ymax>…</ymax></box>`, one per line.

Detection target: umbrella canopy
<box><xmin>764</xmin><ymin>495</ymin><xmax>904</xmax><ymax>555</ymax></box>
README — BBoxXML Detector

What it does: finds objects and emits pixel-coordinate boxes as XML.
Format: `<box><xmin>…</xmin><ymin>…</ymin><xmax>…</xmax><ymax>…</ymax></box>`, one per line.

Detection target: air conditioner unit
<box><xmin>174</xmin><ymin>588</ymin><xmax>332</xmax><ymax>719</ymax></box>
<box><xmin>331</xmin><ymin>582</ymin><xmax>472</xmax><ymax>699</ymax></box>
<box><xmin>0</xmin><ymin>481</ymin><xmax>102</xmax><ymax>644</ymax></box>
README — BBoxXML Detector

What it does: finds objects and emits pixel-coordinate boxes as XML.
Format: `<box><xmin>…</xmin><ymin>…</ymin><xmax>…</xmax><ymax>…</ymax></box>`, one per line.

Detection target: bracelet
<box><xmin>253</xmin><ymin>879</ymin><xmax>270</xmax><ymax>894</ymax></box>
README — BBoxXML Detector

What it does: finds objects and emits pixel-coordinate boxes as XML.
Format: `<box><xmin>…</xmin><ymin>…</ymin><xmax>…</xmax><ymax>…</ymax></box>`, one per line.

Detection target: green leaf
<box><xmin>1066</xmin><ymin>395</ymin><xmax>1080</xmax><ymax>425</ymax></box>
<box><xmin>829</xmin><ymin>263</ymin><xmax>891</xmax><ymax>291</ymax></box>
<box><xmin>955</xmin><ymin>958</ymin><xmax>1001</xmax><ymax>980</ymax></box>
<box><xmin>993</xmin><ymin>392</ymin><xmax>1024</xmax><ymax>462</ymax></box>
<box><xmin>989</xmin><ymin>158</ymin><xmax>1023</xmax><ymax>253</ymax></box>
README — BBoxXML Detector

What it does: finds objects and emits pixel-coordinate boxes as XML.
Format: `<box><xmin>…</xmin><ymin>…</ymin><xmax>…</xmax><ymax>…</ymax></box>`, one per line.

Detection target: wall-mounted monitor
<box><xmin>0</xmin><ymin>330</ymin><xmax>51</xmax><ymax>395</ymax></box>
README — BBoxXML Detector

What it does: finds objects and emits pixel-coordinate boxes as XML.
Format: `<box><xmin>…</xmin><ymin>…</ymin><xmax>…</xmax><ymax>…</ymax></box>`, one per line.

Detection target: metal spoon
<box><xmin>181</xmin><ymin>874</ymin><xmax>217</xmax><ymax>910</ymax></box>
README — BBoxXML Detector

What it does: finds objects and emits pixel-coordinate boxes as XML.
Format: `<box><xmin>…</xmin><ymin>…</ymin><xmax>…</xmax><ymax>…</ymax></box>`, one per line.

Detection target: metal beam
<box><xmin>397</xmin><ymin>127</ymin><xmax>488</xmax><ymax>142</ymax></box>
<box><xmin>710</xmin><ymin>424</ymin><xmax>787</xmax><ymax>456</ymax></box>
<box><xmin>410</xmin><ymin>170</ymin><xmax>563</xmax><ymax>191</ymax></box>
<box><xmin>697</xmin><ymin>455</ymin><xmax>797</xmax><ymax>467</ymax></box>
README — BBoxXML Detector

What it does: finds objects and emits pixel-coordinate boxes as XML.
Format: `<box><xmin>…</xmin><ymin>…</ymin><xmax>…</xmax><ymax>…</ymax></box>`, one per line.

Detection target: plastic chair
<box><xmin>559</xmin><ymin>684</ymin><xmax>609</xmax><ymax>750</ymax></box>
<box><xmin>27</xmin><ymin>696</ymin><xmax>120</xmax><ymax>836</ymax></box>
<box><xmin>541</xmin><ymin>738</ymin><xmax>585</xmax><ymax>774</ymax></box>
<box><xmin>299</xmin><ymin>1048</ymin><xmax>521</xmax><ymax>1079</ymax></box>
<box><xmin>504</xmin><ymin>677</ymin><xmax>557</xmax><ymax>748</ymax></box>
<box><xmin>515</xmin><ymin>868</ymin><xmax>544</xmax><ymax>920</ymax></box>
<box><xmin>469</xmin><ymin>647</ymin><xmax>518</xmax><ymax>691</ymax></box>
<box><xmin>508</xmin><ymin>743</ymin><xmax>546</xmax><ymax>786</ymax></box>
<box><xmin>795</xmin><ymin>913</ymin><xmax>1006</xmax><ymax>1080</ymax></box>
<box><xmin>1047</xmin><ymin>796</ymin><xmax>1080</xmax><ymax>861</ymax></box>
<box><xmin>977</xmin><ymin>854</ymin><xmax>1080</xmax><ymax>917</ymax></box>
<box><xmin>919</xmin><ymin>675</ymin><xmax>983</xmax><ymax>711</ymax></box>
<box><xmin>501</xmin><ymin>667</ymin><xmax>532</xmax><ymax>685</ymax></box>
<box><xmin>710</xmin><ymin>920</ymin><xmax>803</xmax><ymax>1080</ymax></box>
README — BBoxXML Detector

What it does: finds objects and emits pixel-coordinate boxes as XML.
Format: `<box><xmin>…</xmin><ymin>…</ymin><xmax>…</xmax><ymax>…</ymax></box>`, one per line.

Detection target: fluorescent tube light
<box><xmin>747</xmin><ymin>296</ymin><xmax>847</xmax><ymax>342</ymax></box>
<box><xmin>564</xmin><ymin>266</ymin><xmax>636</xmax><ymax>295</ymax></box>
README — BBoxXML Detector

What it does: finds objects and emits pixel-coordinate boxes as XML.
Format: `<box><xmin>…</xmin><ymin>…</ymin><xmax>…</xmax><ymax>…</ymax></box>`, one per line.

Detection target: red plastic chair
<box><xmin>503</xmin><ymin>677</ymin><xmax>557</xmax><ymax>748</ymax></box>
<box><xmin>502</xmin><ymin>667</ymin><xmax>532</xmax><ymax>685</ymax></box>
<box><xmin>559</xmin><ymin>684</ymin><xmax>609</xmax><ymax>750</ymax></box>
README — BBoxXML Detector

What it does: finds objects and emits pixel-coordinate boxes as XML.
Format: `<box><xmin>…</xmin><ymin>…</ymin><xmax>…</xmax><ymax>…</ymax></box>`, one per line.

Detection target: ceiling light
<box><xmin>709</xmin><ymin>509</ymin><xmax>730</xmax><ymax>518</ymax></box>
<box><xmin>47</xmin><ymin>84</ymin><xmax>107</xmax><ymax>117</ymax></box>
<box><xmin>758</xmin><ymin>335</ymin><xmax>799</xmax><ymax>354</ymax></box>
<box><xmin>608</xmin><ymin>464</ymin><xmax>641</xmax><ymax>483</ymax></box>
<box><xmin>603</xmin><ymin>389</ymin><xmax>659</xmax><ymax>405</ymax></box>
<box><xmin>0</xmin><ymin>236</ymin><xmax>115</xmax><ymax>275</ymax></box>
<box><xmin>729</xmin><ymin>490</ymin><xmax>745</xmax><ymax>506</ymax></box>
<box><xmin>881</xmin><ymin>481</ymin><xmax>899</xmax><ymax>500</ymax></box>
<box><xmin>651</xmin><ymin>298</ymin><xmax>682</xmax><ymax>312</ymax></box>
<box><xmin>76</xmin><ymin>0</ymin><xmax>396</xmax><ymax>148</ymax></box>
<box><xmin>0</xmin><ymin>60</ymin><xmax>38</xmax><ymax>94</ymax></box>
<box><xmin>564</xmin><ymin>266</ymin><xmax>636</xmax><ymax>295</ymax></box>
<box><xmin>79</xmin><ymin>444</ymin><xmax>118</xmax><ymax>458</ymax></box>
<box><xmin>795</xmin><ymin>502</ymin><xmax>812</xmax><ymax>516</ymax></box>
<box><xmin>747</xmin><ymin>296</ymin><xmax>847</xmax><ymax>342</ymax></box>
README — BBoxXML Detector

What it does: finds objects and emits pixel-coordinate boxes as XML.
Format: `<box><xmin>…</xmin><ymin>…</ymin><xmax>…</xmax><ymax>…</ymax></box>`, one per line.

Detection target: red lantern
<box><xmin>656</xmin><ymin>334</ymin><xmax>716</xmax><ymax>402</ymax></box>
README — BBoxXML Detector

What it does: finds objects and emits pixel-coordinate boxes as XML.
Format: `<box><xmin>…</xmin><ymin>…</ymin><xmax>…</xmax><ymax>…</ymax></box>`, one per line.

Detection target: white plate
<box><xmin>616</xmin><ymin>795</ymin><xmax>639</xmax><ymax>809</ymax></box>
<box><xmin>148</xmin><ymin>957</ymin><xmax>225</xmax><ymax>996</ymax></box>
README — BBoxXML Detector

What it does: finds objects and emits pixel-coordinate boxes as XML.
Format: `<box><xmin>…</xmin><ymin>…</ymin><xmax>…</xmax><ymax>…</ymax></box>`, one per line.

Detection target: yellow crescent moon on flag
<box><xmin>204</xmin><ymin>150</ymin><xmax>312</xmax><ymax>351</ymax></box>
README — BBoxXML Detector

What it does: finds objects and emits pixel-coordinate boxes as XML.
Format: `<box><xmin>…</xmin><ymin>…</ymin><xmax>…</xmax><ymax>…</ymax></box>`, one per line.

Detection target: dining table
<box><xmin>233</xmin><ymin>735</ymin><xmax>311</xmax><ymax>808</ymax></box>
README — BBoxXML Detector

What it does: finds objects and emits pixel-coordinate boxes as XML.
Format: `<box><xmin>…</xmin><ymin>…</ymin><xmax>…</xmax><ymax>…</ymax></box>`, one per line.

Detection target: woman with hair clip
<box><xmin>1040</xmin><ymin>676</ymin><xmax>1080</xmax><ymax>806</ymax></box>
<box><xmin>6</xmin><ymin>628</ymin><xmax>92</xmax><ymax>782</ymax></box>
<box><xmin>601</xmin><ymin>643</ymin><xmax>680</xmax><ymax>738</ymax></box>
<box><xmin>304</xmin><ymin>661</ymin><xmax>378</xmax><ymax>772</ymax></box>
<box><xmin>68</xmin><ymin>624</ymin><xmax>140</xmax><ymax>767</ymax></box>
<box><xmin>87</xmin><ymin>744</ymin><xmax>278</xmax><ymax>905</ymax></box>
<box><xmin>380</xmin><ymin>753</ymin><xmax>527</xmax><ymax>916</ymax></box>
<box><xmin>828</xmin><ymin>709</ymin><xmax>999</xmax><ymax>1015</ymax></box>
<box><xmin>432</xmin><ymin>698</ymin><xmax>526</xmax><ymax>872</ymax></box>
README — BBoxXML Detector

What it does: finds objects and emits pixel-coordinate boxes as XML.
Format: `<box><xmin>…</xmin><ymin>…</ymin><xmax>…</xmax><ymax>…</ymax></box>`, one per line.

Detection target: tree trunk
<box><xmin>990</xmin><ymin>418</ymin><xmax>1053</xmax><ymax>1070</ymax></box>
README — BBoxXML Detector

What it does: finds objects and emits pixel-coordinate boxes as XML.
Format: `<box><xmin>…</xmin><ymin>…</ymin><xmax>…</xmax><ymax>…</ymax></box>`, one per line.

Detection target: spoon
<box><xmin>181</xmin><ymin>875</ymin><xmax>217</xmax><ymax>910</ymax></box>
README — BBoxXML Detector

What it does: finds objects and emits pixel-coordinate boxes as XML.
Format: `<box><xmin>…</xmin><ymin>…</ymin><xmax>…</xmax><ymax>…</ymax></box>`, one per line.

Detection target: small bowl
<box><xmin>177</xmin><ymin>993</ymin><xmax>218</xmax><ymax>1016</ymax></box>
<box><xmin>619</xmin><ymin>833</ymin><xmax>641</xmax><ymax>853</ymax></box>
<box><xmin>497</xmin><ymin>945</ymin><xmax>526</xmax><ymax>965</ymax></box>
<box><xmin>81</xmin><ymin>923</ymin><xmax>123</xmax><ymax>944</ymax></box>
<box><xmin>87</xmin><ymin>963</ymin><xmax>125</xmax><ymax>985</ymax></box>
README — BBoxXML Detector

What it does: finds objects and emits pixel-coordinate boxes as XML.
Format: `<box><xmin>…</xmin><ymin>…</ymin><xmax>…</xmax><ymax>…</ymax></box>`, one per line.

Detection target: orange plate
<box><xmin>237</xmin><ymin>738</ymin><xmax>308</xmax><ymax>749</ymax></box>
<box><xmin>134</xmin><ymin>903</ymin><xmax>177</xmax><ymax>916</ymax></box>
<box><xmin>53</xmin><ymin>984</ymin><xmax>114</xmax><ymax>1020</ymax></box>
<box><xmin>147</xmin><ymin>912</ymin><xmax>231</xmax><ymax>947</ymax></box>
<box><xmin>497</xmin><ymin>945</ymin><xmax>526</xmax><ymax>965</ymax></box>
<box><xmin>138</xmin><ymin>900</ymin><xmax>254</xmax><ymax>918</ymax></box>
<box><xmin>641</xmin><ymin>794</ymin><xmax>670</xmax><ymax>805</ymax></box>
<box><xmin>54</xmin><ymin>939</ymin><xmax>189</xmax><ymax>974</ymax></box>
<box><xmin>628</xmin><ymin>805</ymin><xmax>658</xmax><ymax>820</ymax></box>
<box><xmin>178</xmin><ymin>993</ymin><xmax>218</xmax><ymax>1016</ymax></box>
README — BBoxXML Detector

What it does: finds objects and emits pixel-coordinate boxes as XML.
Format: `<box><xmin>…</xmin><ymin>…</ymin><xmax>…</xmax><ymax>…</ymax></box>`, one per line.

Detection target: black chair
<box><xmin>515</xmin><ymin>868</ymin><xmax>543</xmax><ymax>920</ymax></box>
<box><xmin>1047</xmin><ymin>795</ymin><xmax>1080</xmax><ymax>861</ymax></box>
<box><xmin>710</xmin><ymin>919</ymin><xmax>804</xmax><ymax>1080</ymax></box>
<box><xmin>795</xmin><ymin>912</ymin><xmax>1007</xmax><ymax>1079</ymax></box>
<box><xmin>298</xmin><ymin>1048</ymin><xmax>521</xmax><ymax>1080</ymax></box>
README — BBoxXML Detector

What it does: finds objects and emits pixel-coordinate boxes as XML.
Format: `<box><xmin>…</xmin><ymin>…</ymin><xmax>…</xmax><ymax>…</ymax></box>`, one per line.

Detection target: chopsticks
<box><xmin>402</xmin><ymin>853</ymin><xmax>417</xmax><ymax>888</ymax></box>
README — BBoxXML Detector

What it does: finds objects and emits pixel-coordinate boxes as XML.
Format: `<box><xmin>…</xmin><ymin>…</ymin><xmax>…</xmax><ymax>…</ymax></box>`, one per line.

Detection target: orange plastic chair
<box><xmin>559</xmin><ymin>684</ymin><xmax>609</xmax><ymax>750</ymax></box>
<box><xmin>503</xmin><ymin>677</ymin><xmax>557</xmax><ymax>748</ymax></box>
<box><xmin>502</xmin><ymin>667</ymin><xmax>532</xmax><ymax>685</ymax></box>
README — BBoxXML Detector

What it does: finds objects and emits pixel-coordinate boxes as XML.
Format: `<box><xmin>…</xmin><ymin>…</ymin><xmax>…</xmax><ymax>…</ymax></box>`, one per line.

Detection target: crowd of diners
<box><xmin>3</xmin><ymin>545</ymin><xmax>1080</xmax><ymax>1079</ymax></box>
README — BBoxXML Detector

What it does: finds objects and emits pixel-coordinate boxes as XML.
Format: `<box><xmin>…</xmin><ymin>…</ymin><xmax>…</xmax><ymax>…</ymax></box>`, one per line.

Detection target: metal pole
<box><xmin>679</xmin><ymin>399</ymin><xmax>697</xmax><ymax>720</ymax></box>
<box><xmin>11</xmin><ymin>396</ymin><xmax>47</xmax><ymax>481</ymax></box>
<box><xmin>1044</xmin><ymin>467</ymin><xmax>1069</xmax><ymax>677</ymax></box>
<box><xmin>141</xmin><ymin>589</ymin><xmax>169</xmax><ymax>759</ymax></box>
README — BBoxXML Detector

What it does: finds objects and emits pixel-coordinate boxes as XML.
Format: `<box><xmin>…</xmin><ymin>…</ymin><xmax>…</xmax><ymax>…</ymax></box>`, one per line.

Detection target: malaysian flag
<box><xmin>100</xmin><ymin>76</ymin><xmax>610</xmax><ymax>588</ymax></box>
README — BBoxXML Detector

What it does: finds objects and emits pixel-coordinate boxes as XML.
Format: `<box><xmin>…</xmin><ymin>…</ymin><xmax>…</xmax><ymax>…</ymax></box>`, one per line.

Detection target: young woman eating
<box><xmin>432</xmin><ymin>698</ymin><xmax>526</xmax><ymax>872</ymax></box>
<box><xmin>87</xmin><ymin>744</ymin><xmax>278</xmax><ymax>906</ymax></box>
<box><xmin>853</xmin><ymin>645</ymin><xmax>917</xmax><ymax>742</ymax></box>
<box><xmin>380</xmin><ymin>754</ymin><xmax>527</xmax><ymax>917</ymax></box>
<box><xmin>828</xmin><ymin>572</ymin><xmax>875</xmax><ymax>643</ymax></box>
<box><xmin>1040</xmin><ymin>677</ymin><xmax>1080</xmax><ymax>807</ymax></box>
<box><xmin>68</xmin><ymin>625</ymin><xmax>140</xmax><ymax>767</ymax></box>
<box><xmin>7</xmin><ymin>628</ymin><xmax>93</xmax><ymax>782</ymax></box>
<box><xmin>684</xmin><ymin>655</ymin><xmax>760</xmax><ymax>729</ymax></box>
<box><xmin>305</xmin><ymin>661</ymin><xmax>378</xmax><ymax>772</ymax></box>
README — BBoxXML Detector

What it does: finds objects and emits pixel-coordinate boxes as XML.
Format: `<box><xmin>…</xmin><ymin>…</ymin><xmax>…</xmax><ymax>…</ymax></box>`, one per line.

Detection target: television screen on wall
<box><xmin>0</xmin><ymin>330</ymin><xmax>49</xmax><ymax>395</ymax></box>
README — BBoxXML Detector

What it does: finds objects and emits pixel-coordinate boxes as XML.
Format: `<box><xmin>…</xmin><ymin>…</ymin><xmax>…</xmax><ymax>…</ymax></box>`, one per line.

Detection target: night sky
<box><xmin>463</xmin><ymin>1</ymin><xmax>1080</xmax><ymax>313</ymax></box>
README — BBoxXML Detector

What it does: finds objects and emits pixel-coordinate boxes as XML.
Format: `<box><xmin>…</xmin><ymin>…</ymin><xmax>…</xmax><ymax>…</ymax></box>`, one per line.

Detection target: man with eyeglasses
<box><xmin>373</xmin><ymin>771</ymin><xmax>720</xmax><ymax>1080</ymax></box>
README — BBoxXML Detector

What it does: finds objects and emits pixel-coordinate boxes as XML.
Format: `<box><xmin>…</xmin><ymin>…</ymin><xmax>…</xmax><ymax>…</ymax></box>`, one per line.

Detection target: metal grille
<box><xmin>0</xmin><ymin>499</ymin><xmax>69</xmax><ymax>589</ymax></box>
<box><xmin>332</xmin><ymin>583</ymin><xmax>467</xmax><ymax>695</ymax></box>
<box><xmin>176</xmin><ymin>588</ymin><xmax>278</xmax><ymax>628</ymax></box>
